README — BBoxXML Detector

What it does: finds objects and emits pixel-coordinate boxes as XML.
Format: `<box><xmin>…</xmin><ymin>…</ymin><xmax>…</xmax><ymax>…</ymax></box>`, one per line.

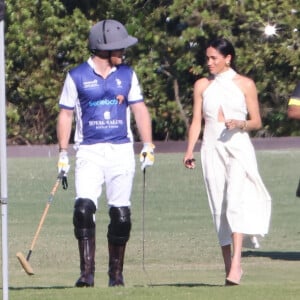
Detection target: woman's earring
<box><xmin>226</xmin><ymin>61</ymin><xmax>230</xmax><ymax>66</ymax></box>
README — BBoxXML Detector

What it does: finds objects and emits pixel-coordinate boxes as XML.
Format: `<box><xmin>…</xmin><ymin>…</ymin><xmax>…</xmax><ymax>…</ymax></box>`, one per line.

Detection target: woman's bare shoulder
<box><xmin>234</xmin><ymin>73</ymin><xmax>256</xmax><ymax>92</ymax></box>
<box><xmin>194</xmin><ymin>76</ymin><xmax>212</xmax><ymax>90</ymax></box>
<box><xmin>235</xmin><ymin>73</ymin><xmax>255</xmax><ymax>86</ymax></box>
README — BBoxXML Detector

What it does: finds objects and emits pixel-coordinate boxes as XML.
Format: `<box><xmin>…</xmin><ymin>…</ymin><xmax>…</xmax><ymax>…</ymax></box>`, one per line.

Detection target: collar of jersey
<box><xmin>88</xmin><ymin>57</ymin><xmax>117</xmax><ymax>75</ymax></box>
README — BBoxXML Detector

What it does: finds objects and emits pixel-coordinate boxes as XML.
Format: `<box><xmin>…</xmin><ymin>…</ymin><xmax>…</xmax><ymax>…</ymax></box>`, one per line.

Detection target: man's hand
<box><xmin>140</xmin><ymin>143</ymin><xmax>155</xmax><ymax>171</ymax></box>
<box><xmin>58</xmin><ymin>150</ymin><xmax>70</xmax><ymax>174</ymax></box>
<box><xmin>58</xmin><ymin>150</ymin><xmax>70</xmax><ymax>189</ymax></box>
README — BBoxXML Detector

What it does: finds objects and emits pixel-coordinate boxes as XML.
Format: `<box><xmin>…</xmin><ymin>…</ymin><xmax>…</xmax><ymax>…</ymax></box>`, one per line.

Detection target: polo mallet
<box><xmin>141</xmin><ymin>153</ymin><xmax>152</xmax><ymax>286</ymax></box>
<box><xmin>16</xmin><ymin>171</ymin><xmax>65</xmax><ymax>275</ymax></box>
<box><xmin>142</xmin><ymin>166</ymin><xmax>146</xmax><ymax>272</ymax></box>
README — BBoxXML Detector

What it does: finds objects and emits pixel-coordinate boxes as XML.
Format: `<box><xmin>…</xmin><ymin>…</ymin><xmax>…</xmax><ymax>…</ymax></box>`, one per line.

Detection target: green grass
<box><xmin>2</xmin><ymin>150</ymin><xmax>300</xmax><ymax>299</ymax></box>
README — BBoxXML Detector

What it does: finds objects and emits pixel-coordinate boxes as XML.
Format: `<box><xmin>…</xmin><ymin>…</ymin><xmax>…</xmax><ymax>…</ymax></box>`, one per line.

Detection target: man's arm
<box><xmin>57</xmin><ymin>108</ymin><xmax>74</xmax><ymax>150</ymax></box>
<box><xmin>131</xmin><ymin>101</ymin><xmax>154</xmax><ymax>170</ymax></box>
<box><xmin>287</xmin><ymin>103</ymin><xmax>300</xmax><ymax>119</ymax></box>
<box><xmin>130</xmin><ymin>102</ymin><xmax>152</xmax><ymax>143</ymax></box>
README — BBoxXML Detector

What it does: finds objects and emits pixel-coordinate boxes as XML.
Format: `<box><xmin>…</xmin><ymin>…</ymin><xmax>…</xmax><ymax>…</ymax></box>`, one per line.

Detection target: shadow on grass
<box><xmin>242</xmin><ymin>250</ymin><xmax>300</xmax><ymax>261</ymax></box>
<box><xmin>10</xmin><ymin>283</ymin><xmax>221</xmax><ymax>290</ymax></box>
<box><xmin>9</xmin><ymin>286</ymin><xmax>74</xmax><ymax>290</ymax></box>
<box><xmin>143</xmin><ymin>283</ymin><xmax>222</xmax><ymax>288</ymax></box>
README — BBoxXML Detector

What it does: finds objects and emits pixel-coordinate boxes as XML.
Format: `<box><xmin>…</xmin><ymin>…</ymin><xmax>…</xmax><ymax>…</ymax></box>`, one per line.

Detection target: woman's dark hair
<box><xmin>207</xmin><ymin>38</ymin><xmax>236</xmax><ymax>70</ymax></box>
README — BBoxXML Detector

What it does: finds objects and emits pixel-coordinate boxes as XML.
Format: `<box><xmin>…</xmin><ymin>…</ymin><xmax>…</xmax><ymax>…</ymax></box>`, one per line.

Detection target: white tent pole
<box><xmin>0</xmin><ymin>0</ymin><xmax>9</xmax><ymax>299</ymax></box>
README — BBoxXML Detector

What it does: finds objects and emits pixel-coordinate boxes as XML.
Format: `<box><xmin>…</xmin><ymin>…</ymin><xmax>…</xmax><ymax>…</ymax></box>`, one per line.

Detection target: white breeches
<box><xmin>75</xmin><ymin>143</ymin><xmax>135</xmax><ymax>209</ymax></box>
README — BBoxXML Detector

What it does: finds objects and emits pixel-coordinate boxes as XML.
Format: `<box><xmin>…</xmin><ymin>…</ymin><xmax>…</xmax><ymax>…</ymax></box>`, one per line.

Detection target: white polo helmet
<box><xmin>88</xmin><ymin>19</ymin><xmax>138</xmax><ymax>51</ymax></box>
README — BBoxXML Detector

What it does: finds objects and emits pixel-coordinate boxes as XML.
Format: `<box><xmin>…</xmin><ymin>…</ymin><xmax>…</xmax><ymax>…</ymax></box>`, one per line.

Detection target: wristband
<box><xmin>143</xmin><ymin>143</ymin><xmax>155</xmax><ymax>150</ymax></box>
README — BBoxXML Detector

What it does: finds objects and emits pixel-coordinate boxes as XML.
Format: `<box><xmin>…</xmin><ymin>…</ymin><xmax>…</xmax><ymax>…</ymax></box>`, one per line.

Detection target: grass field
<box><xmin>2</xmin><ymin>150</ymin><xmax>300</xmax><ymax>299</ymax></box>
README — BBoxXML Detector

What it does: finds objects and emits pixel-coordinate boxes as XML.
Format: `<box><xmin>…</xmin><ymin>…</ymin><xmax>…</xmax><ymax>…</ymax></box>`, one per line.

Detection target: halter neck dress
<box><xmin>200</xmin><ymin>68</ymin><xmax>271</xmax><ymax>247</ymax></box>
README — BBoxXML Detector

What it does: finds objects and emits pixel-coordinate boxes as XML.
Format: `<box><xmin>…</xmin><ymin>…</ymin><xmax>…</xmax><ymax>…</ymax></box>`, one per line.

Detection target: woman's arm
<box><xmin>183</xmin><ymin>78</ymin><xmax>208</xmax><ymax>168</ymax></box>
<box><xmin>226</xmin><ymin>75</ymin><xmax>262</xmax><ymax>131</ymax></box>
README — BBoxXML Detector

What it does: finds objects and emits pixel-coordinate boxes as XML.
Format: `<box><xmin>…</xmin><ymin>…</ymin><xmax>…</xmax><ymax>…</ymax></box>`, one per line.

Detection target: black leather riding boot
<box><xmin>108</xmin><ymin>243</ymin><xmax>126</xmax><ymax>287</ymax></box>
<box><xmin>75</xmin><ymin>237</ymin><xmax>95</xmax><ymax>287</ymax></box>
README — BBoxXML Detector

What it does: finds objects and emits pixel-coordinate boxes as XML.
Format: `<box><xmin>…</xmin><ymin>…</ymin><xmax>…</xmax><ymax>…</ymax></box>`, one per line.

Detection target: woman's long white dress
<box><xmin>200</xmin><ymin>68</ymin><xmax>271</xmax><ymax>247</ymax></box>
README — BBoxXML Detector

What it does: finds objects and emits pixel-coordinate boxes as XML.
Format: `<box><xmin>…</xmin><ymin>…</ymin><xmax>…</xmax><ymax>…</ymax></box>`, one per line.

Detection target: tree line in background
<box><xmin>4</xmin><ymin>0</ymin><xmax>300</xmax><ymax>144</ymax></box>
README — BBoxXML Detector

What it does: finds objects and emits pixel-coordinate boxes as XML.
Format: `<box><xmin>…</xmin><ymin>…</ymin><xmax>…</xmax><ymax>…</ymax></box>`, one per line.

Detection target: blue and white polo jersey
<box><xmin>59</xmin><ymin>58</ymin><xmax>143</xmax><ymax>146</ymax></box>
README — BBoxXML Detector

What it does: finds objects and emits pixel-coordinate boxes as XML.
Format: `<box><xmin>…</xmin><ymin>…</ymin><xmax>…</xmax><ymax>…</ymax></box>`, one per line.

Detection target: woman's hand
<box><xmin>183</xmin><ymin>156</ymin><xmax>196</xmax><ymax>169</ymax></box>
<box><xmin>225</xmin><ymin>119</ymin><xmax>247</xmax><ymax>131</ymax></box>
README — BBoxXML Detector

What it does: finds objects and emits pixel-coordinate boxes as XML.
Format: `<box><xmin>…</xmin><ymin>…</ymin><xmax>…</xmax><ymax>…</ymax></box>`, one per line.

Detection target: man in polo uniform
<box><xmin>56</xmin><ymin>19</ymin><xmax>154</xmax><ymax>287</ymax></box>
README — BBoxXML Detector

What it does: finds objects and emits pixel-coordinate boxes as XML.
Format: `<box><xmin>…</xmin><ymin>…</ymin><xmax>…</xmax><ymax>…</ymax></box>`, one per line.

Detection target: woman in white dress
<box><xmin>184</xmin><ymin>38</ymin><xmax>271</xmax><ymax>285</ymax></box>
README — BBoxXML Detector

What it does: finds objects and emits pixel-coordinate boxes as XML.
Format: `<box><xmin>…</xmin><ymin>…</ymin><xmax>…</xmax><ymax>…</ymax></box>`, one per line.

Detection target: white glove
<box><xmin>57</xmin><ymin>150</ymin><xmax>70</xmax><ymax>175</ymax></box>
<box><xmin>140</xmin><ymin>143</ymin><xmax>155</xmax><ymax>171</ymax></box>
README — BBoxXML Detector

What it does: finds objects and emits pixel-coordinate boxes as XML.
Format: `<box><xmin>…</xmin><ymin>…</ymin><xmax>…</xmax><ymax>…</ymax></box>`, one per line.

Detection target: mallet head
<box><xmin>16</xmin><ymin>252</ymin><xmax>34</xmax><ymax>275</ymax></box>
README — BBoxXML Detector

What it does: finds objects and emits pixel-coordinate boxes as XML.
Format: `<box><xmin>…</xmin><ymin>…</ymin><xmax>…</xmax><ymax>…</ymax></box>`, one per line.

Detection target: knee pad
<box><xmin>73</xmin><ymin>198</ymin><xmax>96</xmax><ymax>239</ymax></box>
<box><xmin>107</xmin><ymin>206</ymin><xmax>131</xmax><ymax>245</ymax></box>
